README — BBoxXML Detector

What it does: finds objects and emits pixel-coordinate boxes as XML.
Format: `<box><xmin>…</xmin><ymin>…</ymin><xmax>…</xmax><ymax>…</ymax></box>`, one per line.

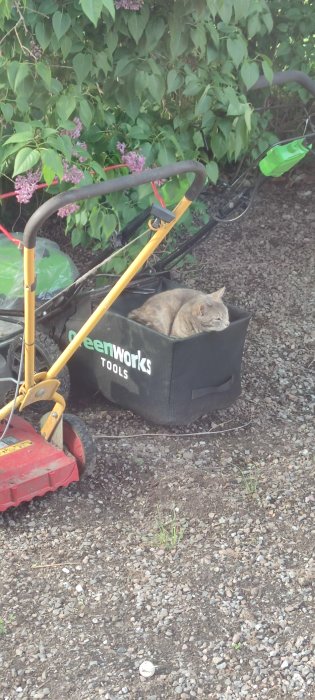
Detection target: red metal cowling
<box><xmin>0</xmin><ymin>416</ymin><xmax>79</xmax><ymax>512</ymax></box>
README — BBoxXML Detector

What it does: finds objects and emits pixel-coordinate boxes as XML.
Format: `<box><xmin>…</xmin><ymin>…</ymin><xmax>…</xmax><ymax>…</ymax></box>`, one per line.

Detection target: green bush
<box><xmin>259</xmin><ymin>0</ymin><xmax>315</xmax><ymax>76</ymax></box>
<box><xmin>0</xmin><ymin>0</ymin><xmax>312</xmax><ymax>257</ymax></box>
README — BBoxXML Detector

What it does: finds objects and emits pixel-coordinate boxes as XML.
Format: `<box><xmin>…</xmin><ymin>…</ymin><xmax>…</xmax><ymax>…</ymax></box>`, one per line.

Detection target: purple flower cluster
<box><xmin>57</xmin><ymin>203</ymin><xmax>80</xmax><ymax>218</ymax></box>
<box><xmin>61</xmin><ymin>117</ymin><xmax>83</xmax><ymax>140</ymax></box>
<box><xmin>115</xmin><ymin>0</ymin><xmax>144</xmax><ymax>9</ymax></box>
<box><xmin>62</xmin><ymin>161</ymin><xmax>84</xmax><ymax>184</ymax></box>
<box><xmin>14</xmin><ymin>169</ymin><xmax>41</xmax><ymax>204</ymax></box>
<box><xmin>116</xmin><ymin>142</ymin><xmax>146</xmax><ymax>173</ymax></box>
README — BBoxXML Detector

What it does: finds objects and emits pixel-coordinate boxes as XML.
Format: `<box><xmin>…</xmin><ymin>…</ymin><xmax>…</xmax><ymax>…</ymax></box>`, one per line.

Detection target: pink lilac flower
<box><xmin>62</xmin><ymin>160</ymin><xmax>84</xmax><ymax>184</ymax></box>
<box><xmin>61</xmin><ymin>117</ymin><xmax>83</xmax><ymax>139</ymax></box>
<box><xmin>122</xmin><ymin>150</ymin><xmax>146</xmax><ymax>172</ymax></box>
<box><xmin>115</xmin><ymin>0</ymin><xmax>144</xmax><ymax>9</ymax></box>
<box><xmin>57</xmin><ymin>203</ymin><xmax>80</xmax><ymax>218</ymax></box>
<box><xmin>73</xmin><ymin>141</ymin><xmax>88</xmax><ymax>162</ymax></box>
<box><xmin>154</xmin><ymin>177</ymin><xmax>166</xmax><ymax>186</ymax></box>
<box><xmin>14</xmin><ymin>169</ymin><xmax>41</xmax><ymax>204</ymax></box>
<box><xmin>116</xmin><ymin>142</ymin><xmax>126</xmax><ymax>155</ymax></box>
<box><xmin>116</xmin><ymin>142</ymin><xmax>146</xmax><ymax>173</ymax></box>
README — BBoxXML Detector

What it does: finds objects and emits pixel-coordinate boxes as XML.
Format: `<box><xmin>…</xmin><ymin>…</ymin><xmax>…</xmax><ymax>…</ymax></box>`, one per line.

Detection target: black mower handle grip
<box><xmin>23</xmin><ymin>160</ymin><xmax>207</xmax><ymax>249</ymax></box>
<box><xmin>250</xmin><ymin>69</ymin><xmax>315</xmax><ymax>97</ymax></box>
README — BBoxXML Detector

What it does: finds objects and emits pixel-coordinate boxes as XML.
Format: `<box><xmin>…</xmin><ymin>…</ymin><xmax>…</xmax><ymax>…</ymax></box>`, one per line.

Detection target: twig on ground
<box><xmin>95</xmin><ymin>420</ymin><xmax>252</xmax><ymax>439</ymax></box>
<box><xmin>31</xmin><ymin>562</ymin><xmax>76</xmax><ymax>569</ymax></box>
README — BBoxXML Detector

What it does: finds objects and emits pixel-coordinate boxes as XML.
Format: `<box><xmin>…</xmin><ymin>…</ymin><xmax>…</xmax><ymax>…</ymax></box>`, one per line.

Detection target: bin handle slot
<box><xmin>191</xmin><ymin>375</ymin><xmax>234</xmax><ymax>400</ymax></box>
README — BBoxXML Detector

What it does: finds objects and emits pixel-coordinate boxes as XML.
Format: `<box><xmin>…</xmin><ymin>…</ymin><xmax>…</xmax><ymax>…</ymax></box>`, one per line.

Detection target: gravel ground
<box><xmin>0</xmin><ymin>175</ymin><xmax>314</xmax><ymax>700</ymax></box>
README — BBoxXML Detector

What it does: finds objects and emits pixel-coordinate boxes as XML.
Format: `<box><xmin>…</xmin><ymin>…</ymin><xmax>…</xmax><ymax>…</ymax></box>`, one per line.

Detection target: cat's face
<box><xmin>195</xmin><ymin>287</ymin><xmax>229</xmax><ymax>332</ymax></box>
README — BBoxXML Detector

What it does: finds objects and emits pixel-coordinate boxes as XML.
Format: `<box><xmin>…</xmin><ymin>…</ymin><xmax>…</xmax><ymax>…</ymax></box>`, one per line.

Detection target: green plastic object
<box><xmin>0</xmin><ymin>234</ymin><xmax>78</xmax><ymax>307</ymax></box>
<box><xmin>259</xmin><ymin>139</ymin><xmax>311</xmax><ymax>177</ymax></box>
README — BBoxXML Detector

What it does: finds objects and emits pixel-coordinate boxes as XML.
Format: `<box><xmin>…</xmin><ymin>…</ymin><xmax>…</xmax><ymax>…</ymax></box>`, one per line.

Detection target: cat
<box><xmin>128</xmin><ymin>286</ymin><xmax>229</xmax><ymax>338</ymax></box>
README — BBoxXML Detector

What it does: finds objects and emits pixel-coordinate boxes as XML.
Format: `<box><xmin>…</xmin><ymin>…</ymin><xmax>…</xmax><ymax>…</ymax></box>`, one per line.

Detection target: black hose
<box><xmin>251</xmin><ymin>70</ymin><xmax>315</xmax><ymax>97</ymax></box>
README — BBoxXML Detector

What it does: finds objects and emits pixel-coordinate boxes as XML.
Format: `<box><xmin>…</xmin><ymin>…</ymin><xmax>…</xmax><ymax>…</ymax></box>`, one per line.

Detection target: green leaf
<box><xmin>209</xmin><ymin>24</ymin><xmax>220</xmax><ymax>48</ymax></box>
<box><xmin>183</xmin><ymin>78</ymin><xmax>203</xmax><ymax>97</ymax></box>
<box><xmin>71</xmin><ymin>227</ymin><xmax>83</xmax><ymax>247</ymax></box>
<box><xmin>157</xmin><ymin>142</ymin><xmax>175</xmax><ymax>166</ymax></box>
<box><xmin>0</xmin><ymin>142</ymin><xmax>27</xmax><ymax>161</ymax></box>
<box><xmin>134</xmin><ymin>70</ymin><xmax>148</xmax><ymax>98</ymax></box>
<box><xmin>107</xmin><ymin>30</ymin><xmax>118</xmax><ymax>55</ymax></box>
<box><xmin>144</xmin><ymin>17</ymin><xmax>165</xmax><ymax>52</ymax></box>
<box><xmin>102</xmin><ymin>213</ymin><xmax>117</xmax><ymax>237</ymax></box>
<box><xmin>191</xmin><ymin>24</ymin><xmax>206</xmax><ymax>54</ymax></box>
<box><xmin>244</xmin><ymin>104</ymin><xmax>252</xmax><ymax>131</ymax></box>
<box><xmin>167</xmin><ymin>69</ymin><xmax>181</xmax><ymax>93</ymax></box>
<box><xmin>147</xmin><ymin>74</ymin><xmax>165</xmax><ymax>103</ymax></box>
<box><xmin>169</xmin><ymin>17</ymin><xmax>188</xmax><ymax>59</ymax></box>
<box><xmin>240</xmin><ymin>61</ymin><xmax>260</xmax><ymax>90</ymax></box>
<box><xmin>52</xmin><ymin>11</ymin><xmax>71</xmax><ymax>40</ymax></box>
<box><xmin>80</xmin><ymin>0</ymin><xmax>102</xmax><ymax>26</ymax></box>
<box><xmin>47</xmin><ymin>134</ymin><xmax>73</xmax><ymax>160</ymax></box>
<box><xmin>127</xmin><ymin>5</ymin><xmax>149</xmax><ymax>44</ymax></box>
<box><xmin>60</xmin><ymin>36</ymin><xmax>73</xmax><ymax>60</ymax></box>
<box><xmin>193</xmin><ymin>131</ymin><xmax>204</xmax><ymax>149</ymax></box>
<box><xmin>90</xmin><ymin>160</ymin><xmax>108</xmax><ymax>178</ymax></box>
<box><xmin>247</xmin><ymin>14</ymin><xmax>261</xmax><ymax>39</ymax></box>
<box><xmin>42</xmin><ymin>128</ymin><xmax>58</xmax><ymax>137</ymax></box>
<box><xmin>4</xmin><ymin>130</ymin><xmax>34</xmax><ymax>145</ymax></box>
<box><xmin>75</xmin><ymin>210</ymin><xmax>88</xmax><ymax>227</ymax></box>
<box><xmin>95</xmin><ymin>51</ymin><xmax>111</xmax><ymax>77</ymax></box>
<box><xmin>56</xmin><ymin>95</ymin><xmax>76</xmax><ymax>120</ymax></box>
<box><xmin>206</xmin><ymin>46</ymin><xmax>218</xmax><ymax>63</ymax></box>
<box><xmin>111</xmin><ymin>256</ymin><xmax>126</xmax><ymax>274</ymax></box>
<box><xmin>0</xmin><ymin>104</ymin><xmax>13</xmax><ymax>121</ymax></box>
<box><xmin>13</xmin><ymin>120</ymin><xmax>37</xmax><ymax>132</ymax></box>
<box><xmin>227</xmin><ymin>36</ymin><xmax>247</xmax><ymax>68</ymax></box>
<box><xmin>234</xmin><ymin>117</ymin><xmax>247</xmax><ymax>159</ymax></box>
<box><xmin>262</xmin><ymin>60</ymin><xmax>273</xmax><ymax>85</ymax></box>
<box><xmin>205</xmin><ymin>161</ymin><xmax>219</xmax><ymax>184</ymax></box>
<box><xmin>50</xmin><ymin>78</ymin><xmax>63</xmax><ymax>95</ymax></box>
<box><xmin>262</xmin><ymin>11</ymin><xmax>273</xmax><ymax>33</ymax></box>
<box><xmin>79</xmin><ymin>99</ymin><xmax>93</xmax><ymax>127</ymax></box>
<box><xmin>116</xmin><ymin>87</ymin><xmax>140</xmax><ymax>121</ymax></box>
<box><xmin>73</xmin><ymin>53</ymin><xmax>93</xmax><ymax>83</ymax></box>
<box><xmin>35</xmin><ymin>21</ymin><xmax>51</xmax><ymax>51</ymax></box>
<box><xmin>115</xmin><ymin>56</ymin><xmax>134</xmax><ymax>78</ymax></box>
<box><xmin>13</xmin><ymin>148</ymin><xmax>41</xmax><ymax>177</ymax></box>
<box><xmin>78</xmin><ymin>171</ymin><xmax>93</xmax><ymax>187</ymax></box>
<box><xmin>233</xmin><ymin>0</ymin><xmax>250</xmax><ymax>23</ymax></box>
<box><xmin>90</xmin><ymin>208</ymin><xmax>105</xmax><ymax>240</ymax></box>
<box><xmin>36</xmin><ymin>62</ymin><xmax>52</xmax><ymax>89</ymax></box>
<box><xmin>217</xmin><ymin>0</ymin><xmax>232</xmax><ymax>24</ymax></box>
<box><xmin>211</xmin><ymin>131</ymin><xmax>227</xmax><ymax>160</ymax></box>
<box><xmin>41</xmin><ymin>148</ymin><xmax>63</xmax><ymax>184</ymax></box>
<box><xmin>128</xmin><ymin>118</ymin><xmax>152</xmax><ymax>140</ymax></box>
<box><xmin>10</xmin><ymin>64</ymin><xmax>30</xmax><ymax>93</ymax></box>
<box><xmin>101</xmin><ymin>0</ymin><xmax>115</xmax><ymax>20</ymax></box>
<box><xmin>195</xmin><ymin>93</ymin><xmax>212</xmax><ymax>116</ymax></box>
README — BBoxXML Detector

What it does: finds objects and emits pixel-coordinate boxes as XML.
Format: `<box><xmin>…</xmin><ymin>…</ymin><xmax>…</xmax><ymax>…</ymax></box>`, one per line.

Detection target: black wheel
<box><xmin>7</xmin><ymin>330</ymin><xmax>70</xmax><ymax>408</ymax></box>
<box><xmin>63</xmin><ymin>413</ymin><xmax>96</xmax><ymax>477</ymax></box>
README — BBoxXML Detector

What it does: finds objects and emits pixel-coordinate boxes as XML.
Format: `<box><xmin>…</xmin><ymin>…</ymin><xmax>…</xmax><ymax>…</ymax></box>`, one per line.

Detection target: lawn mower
<box><xmin>0</xmin><ymin>161</ymin><xmax>207</xmax><ymax>512</ymax></box>
<box><xmin>0</xmin><ymin>70</ymin><xmax>314</xmax><ymax>511</ymax></box>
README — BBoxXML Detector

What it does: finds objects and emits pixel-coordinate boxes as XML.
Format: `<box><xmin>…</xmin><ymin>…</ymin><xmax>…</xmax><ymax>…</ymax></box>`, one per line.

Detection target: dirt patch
<box><xmin>0</xmin><ymin>174</ymin><xmax>314</xmax><ymax>700</ymax></box>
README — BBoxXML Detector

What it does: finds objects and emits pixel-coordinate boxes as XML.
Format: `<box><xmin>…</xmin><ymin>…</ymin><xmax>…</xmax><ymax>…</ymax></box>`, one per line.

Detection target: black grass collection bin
<box><xmin>63</xmin><ymin>279</ymin><xmax>250</xmax><ymax>425</ymax></box>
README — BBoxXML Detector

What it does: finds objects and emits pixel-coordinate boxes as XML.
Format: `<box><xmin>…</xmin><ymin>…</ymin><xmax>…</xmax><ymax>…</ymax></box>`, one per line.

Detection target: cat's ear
<box><xmin>196</xmin><ymin>301</ymin><xmax>210</xmax><ymax>316</ymax></box>
<box><xmin>209</xmin><ymin>286</ymin><xmax>225</xmax><ymax>302</ymax></box>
